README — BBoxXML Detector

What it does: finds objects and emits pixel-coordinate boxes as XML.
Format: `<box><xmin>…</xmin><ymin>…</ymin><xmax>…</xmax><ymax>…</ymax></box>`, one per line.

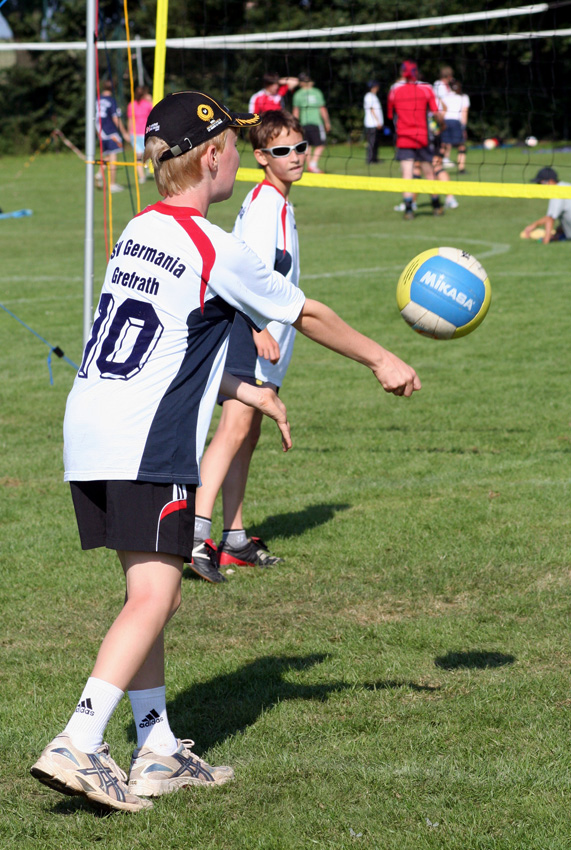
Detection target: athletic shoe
<box><xmin>30</xmin><ymin>732</ymin><xmax>152</xmax><ymax>812</ymax></box>
<box><xmin>403</xmin><ymin>210</ymin><xmax>415</xmax><ymax>221</ymax></box>
<box><xmin>394</xmin><ymin>202</ymin><xmax>417</xmax><ymax>212</ymax></box>
<box><xmin>94</xmin><ymin>173</ymin><xmax>104</xmax><ymax>189</ymax></box>
<box><xmin>217</xmin><ymin>536</ymin><xmax>283</xmax><ymax>568</ymax></box>
<box><xmin>433</xmin><ymin>206</ymin><xmax>445</xmax><ymax>216</ymax></box>
<box><xmin>442</xmin><ymin>157</ymin><xmax>455</xmax><ymax>168</ymax></box>
<box><xmin>189</xmin><ymin>538</ymin><xmax>226</xmax><ymax>583</ymax></box>
<box><xmin>128</xmin><ymin>739</ymin><xmax>234</xmax><ymax>797</ymax></box>
<box><xmin>445</xmin><ymin>197</ymin><xmax>459</xmax><ymax>209</ymax></box>
<box><xmin>307</xmin><ymin>163</ymin><xmax>324</xmax><ymax>174</ymax></box>
<box><xmin>110</xmin><ymin>184</ymin><xmax>124</xmax><ymax>193</ymax></box>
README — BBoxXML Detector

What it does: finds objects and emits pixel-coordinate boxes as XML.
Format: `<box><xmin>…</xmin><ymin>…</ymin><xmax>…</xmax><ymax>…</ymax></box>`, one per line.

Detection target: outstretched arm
<box><xmin>219</xmin><ymin>371</ymin><xmax>291</xmax><ymax>451</ymax></box>
<box><xmin>293</xmin><ymin>298</ymin><xmax>421</xmax><ymax>397</ymax></box>
<box><xmin>523</xmin><ymin>214</ymin><xmax>555</xmax><ymax>243</ymax></box>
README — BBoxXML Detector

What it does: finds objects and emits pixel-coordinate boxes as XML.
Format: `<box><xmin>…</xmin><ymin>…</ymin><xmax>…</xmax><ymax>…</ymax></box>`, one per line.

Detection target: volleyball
<box><xmin>525</xmin><ymin>135</ymin><xmax>538</xmax><ymax>147</ymax></box>
<box><xmin>396</xmin><ymin>247</ymin><xmax>492</xmax><ymax>339</ymax></box>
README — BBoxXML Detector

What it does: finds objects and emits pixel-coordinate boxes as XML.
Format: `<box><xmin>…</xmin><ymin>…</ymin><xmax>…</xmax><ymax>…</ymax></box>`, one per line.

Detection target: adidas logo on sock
<box><xmin>75</xmin><ymin>697</ymin><xmax>95</xmax><ymax>716</ymax></box>
<box><xmin>139</xmin><ymin>708</ymin><xmax>163</xmax><ymax>728</ymax></box>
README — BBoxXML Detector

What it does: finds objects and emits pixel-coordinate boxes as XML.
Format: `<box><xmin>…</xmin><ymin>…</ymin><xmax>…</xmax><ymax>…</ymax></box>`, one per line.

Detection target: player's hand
<box><xmin>256</xmin><ymin>387</ymin><xmax>292</xmax><ymax>451</ymax></box>
<box><xmin>372</xmin><ymin>349</ymin><xmax>421</xmax><ymax>397</ymax></box>
<box><xmin>254</xmin><ymin>329</ymin><xmax>280</xmax><ymax>363</ymax></box>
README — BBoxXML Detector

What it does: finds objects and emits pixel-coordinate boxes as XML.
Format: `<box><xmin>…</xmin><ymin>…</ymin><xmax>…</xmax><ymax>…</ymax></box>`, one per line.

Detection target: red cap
<box><xmin>400</xmin><ymin>60</ymin><xmax>418</xmax><ymax>81</ymax></box>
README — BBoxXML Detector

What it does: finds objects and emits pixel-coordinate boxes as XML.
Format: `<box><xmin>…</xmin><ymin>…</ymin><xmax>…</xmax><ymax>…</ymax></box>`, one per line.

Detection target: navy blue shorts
<box><xmin>396</xmin><ymin>145</ymin><xmax>433</xmax><ymax>163</ymax></box>
<box><xmin>70</xmin><ymin>480</ymin><xmax>196</xmax><ymax>561</ymax></box>
<box><xmin>441</xmin><ymin>120</ymin><xmax>464</xmax><ymax>146</ymax></box>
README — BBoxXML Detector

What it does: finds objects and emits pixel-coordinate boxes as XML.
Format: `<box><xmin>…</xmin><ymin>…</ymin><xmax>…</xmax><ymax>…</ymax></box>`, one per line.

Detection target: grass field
<box><xmin>1</xmin><ymin>145</ymin><xmax>571</xmax><ymax>849</ymax></box>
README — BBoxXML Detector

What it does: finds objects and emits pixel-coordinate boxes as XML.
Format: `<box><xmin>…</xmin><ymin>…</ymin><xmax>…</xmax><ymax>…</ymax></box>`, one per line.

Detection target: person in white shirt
<box><xmin>31</xmin><ymin>89</ymin><xmax>421</xmax><ymax>814</ymax></box>
<box><xmin>363</xmin><ymin>80</ymin><xmax>384</xmax><ymax>164</ymax></box>
<box><xmin>523</xmin><ymin>167</ymin><xmax>571</xmax><ymax>243</ymax></box>
<box><xmin>440</xmin><ymin>80</ymin><xmax>470</xmax><ymax>172</ymax></box>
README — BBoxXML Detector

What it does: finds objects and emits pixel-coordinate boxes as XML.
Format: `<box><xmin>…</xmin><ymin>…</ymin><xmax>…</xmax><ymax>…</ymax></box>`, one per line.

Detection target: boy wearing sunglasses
<box><xmin>191</xmin><ymin>112</ymin><xmax>308</xmax><ymax>579</ymax></box>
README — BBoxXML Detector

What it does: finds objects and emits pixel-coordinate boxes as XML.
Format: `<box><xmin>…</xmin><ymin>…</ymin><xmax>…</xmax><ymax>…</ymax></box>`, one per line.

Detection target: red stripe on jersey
<box><xmin>251</xmin><ymin>181</ymin><xmax>288</xmax><ymax>257</ymax></box>
<box><xmin>138</xmin><ymin>203</ymin><xmax>215</xmax><ymax>313</ymax></box>
<box><xmin>280</xmin><ymin>202</ymin><xmax>288</xmax><ymax>258</ymax></box>
<box><xmin>159</xmin><ymin>498</ymin><xmax>188</xmax><ymax>522</ymax></box>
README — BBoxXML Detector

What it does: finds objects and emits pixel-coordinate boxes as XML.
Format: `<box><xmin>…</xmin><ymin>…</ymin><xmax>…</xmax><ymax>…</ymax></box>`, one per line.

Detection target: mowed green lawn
<box><xmin>1</xmin><ymin>147</ymin><xmax>570</xmax><ymax>849</ymax></box>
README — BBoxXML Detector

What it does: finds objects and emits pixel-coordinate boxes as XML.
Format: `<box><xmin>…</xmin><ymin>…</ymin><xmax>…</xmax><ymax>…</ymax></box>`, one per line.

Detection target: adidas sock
<box><xmin>64</xmin><ymin>677</ymin><xmax>124</xmax><ymax>753</ymax></box>
<box><xmin>222</xmin><ymin>528</ymin><xmax>248</xmax><ymax>548</ymax></box>
<box><xmin>194</xmin><ymin>515</ymin><xmax>212</xmax><ymax>542</ymax></box>
<box><xmin>128</xmin><ymin>686</ymin><xmax>178</xmax><ymax>755</ymax></box>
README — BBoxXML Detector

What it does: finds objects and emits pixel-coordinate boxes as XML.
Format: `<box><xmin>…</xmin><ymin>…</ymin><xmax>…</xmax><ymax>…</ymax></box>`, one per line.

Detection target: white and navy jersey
<box><xmin>228</xmin><ymin>180</ymin><xmax>300</xmax><ymax>387</ymax></box>
<box><xmin>63</xmin><ymin>201</ymin><xmax>306</xmax><ymax>485</ymax></box>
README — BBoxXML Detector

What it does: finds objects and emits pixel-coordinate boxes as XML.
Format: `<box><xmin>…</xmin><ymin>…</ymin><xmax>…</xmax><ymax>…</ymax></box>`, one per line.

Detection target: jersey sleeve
<box><xmin>234</xmin><ymin>189</ymin><xmax>279</xmax><ymax>271</ymax></box>
<box><xmin>208</xmin><ymin>229</ymin><xmax>305</xmax><ymax>330</ymax></box>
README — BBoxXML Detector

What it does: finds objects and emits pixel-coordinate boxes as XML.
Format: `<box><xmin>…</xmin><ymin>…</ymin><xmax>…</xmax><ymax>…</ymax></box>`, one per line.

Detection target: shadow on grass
<box><xmin>249</xmin><ymin>502</ymin><xmax>351</xmax><ymax>542</ymax></box>
<box><xmin>434</xmin><ymin>650</ymin><xmax>516</xmax><ymax>670</ymax></box>
<box><xmin>148</xmin><ymin>654</ymin><xmax>441</xmax><ymax>754</ymax></box>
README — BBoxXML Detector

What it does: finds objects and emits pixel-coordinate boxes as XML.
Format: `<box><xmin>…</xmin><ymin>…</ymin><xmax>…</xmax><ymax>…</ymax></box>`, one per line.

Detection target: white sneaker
<box><xmin>128</xmin><ymin>738</ymin><xmax>234</xmax><ymax>797</ymax></box>
<box><xmin>442</xmin><ymin>158</ymin><xmax>455</xmax><ymax>169</ymax></box>
<box><xmin>110</xmin><ymin>184</ymin><xmax>124</xmax><ymax>193</ymax></box>
<box><xmin>394</xmin><ymin>202</ymin><xmax>417</xmax><ymax>212</ymax></box>
<box><xmin>445</xmin><ymin>197</ymin><xmax>459</xmax><ymax>209</ymax></box>
<box><xmin>31</xmin><ymin>732</ymin><xmax>152</xmax><ymax>812</ymax></box>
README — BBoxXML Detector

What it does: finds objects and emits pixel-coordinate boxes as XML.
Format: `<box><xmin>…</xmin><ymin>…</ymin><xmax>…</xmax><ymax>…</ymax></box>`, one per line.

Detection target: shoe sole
<box><xmin>129</xmin><ymin>769</ymin><xmax>234</xmax><ymax>797</ymax></box>
<box><xmin>188</xmin><ymin>562</ymin><xmax>226</xmax><ymax>583</ymax></box>
<box><xmin>31</xmin><ymin>759</ymin><xmax>152</xmax><ymax>812</ymax></box>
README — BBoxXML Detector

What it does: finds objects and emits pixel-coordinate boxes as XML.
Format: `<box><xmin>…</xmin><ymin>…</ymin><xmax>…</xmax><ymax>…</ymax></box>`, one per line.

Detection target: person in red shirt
<box><xmin>248</xmin><ymin>72</ymin><xmax>299</xmax><ymax>114</ymax></box>
<box><xmin>387</xmin><ymin>61</ymin><xmax>445</xmax><ymax>220</ymax></box>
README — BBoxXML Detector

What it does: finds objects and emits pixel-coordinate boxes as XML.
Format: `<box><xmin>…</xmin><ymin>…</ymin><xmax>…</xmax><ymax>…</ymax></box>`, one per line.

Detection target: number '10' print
<box><xmin>79</xmin><ymin>295</ymin><xmax>164</xmax><ymax>380</ymax></box>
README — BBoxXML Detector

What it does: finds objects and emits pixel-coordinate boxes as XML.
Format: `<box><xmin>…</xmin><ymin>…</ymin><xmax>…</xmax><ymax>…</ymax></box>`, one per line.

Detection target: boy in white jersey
<box><xmin>31</xmin><ymin>91</ymin><xmax>420</xmax><ymax>813</ymax></box>
<box><xmin>191</xmin><ymin>111</ymin><xmax>306</xmax><ymax>581</ymax></box>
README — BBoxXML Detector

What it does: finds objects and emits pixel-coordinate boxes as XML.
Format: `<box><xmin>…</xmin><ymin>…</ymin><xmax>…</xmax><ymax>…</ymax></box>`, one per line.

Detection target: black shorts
<box><xmin>70</xmin><ymin>480</ymin><xmax>196</xmax><ymax>561</ymax></box>
<box><xmin>302</xmin><ymin>124</ymin><xmax>326</xmax><ymax>147</ymax></box>
<box><xmin>396</xmin><ymin>145</ymin><xmax>433</xmax><ymax>163</ymax></box>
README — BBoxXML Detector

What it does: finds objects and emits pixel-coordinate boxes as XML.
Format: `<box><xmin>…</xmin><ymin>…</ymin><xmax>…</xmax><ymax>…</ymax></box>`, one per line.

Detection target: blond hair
<box><xmin>144</xmin><ymin>130</ymin><xmax>230</xmax><ymax>197</ymax></box>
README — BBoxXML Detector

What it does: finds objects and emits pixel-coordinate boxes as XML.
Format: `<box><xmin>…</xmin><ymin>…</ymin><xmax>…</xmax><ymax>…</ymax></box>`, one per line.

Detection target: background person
<box><xmin>292</xmin><ymin>72</ymin><xmax>330</xmax><ymax>174</ymax></box>
<box><xmin>387</xmin><ymin>60</ymin><xmax>444</xmax><ymax>219</ymax></box>
<box><xmin>128</xmin><ymin>85</ymin><xmax>154</xmax><ymax>184</ymax></box>
<box><xmin>95</xmin><ymin>78</ymin><xmax>130</xmax><ymax>193</ymax></box>
<box><xmin>248</xmin><ymin>72</ymin><xmax>299</xmax><ymax>114</ymax></box>
<box><xmin>363</xmin><ymin>80</ymin><xmax>384</xmax><ymax>164</ymax></box>
<box><xmin>522</xmin><ymin>167</ymin><xmax>571</xmax><ymax>243</ymax></box>
<box><xmin>439</xmin><ymin>79</ymin><xmax>470</xmax><ymax>172</ymax></box>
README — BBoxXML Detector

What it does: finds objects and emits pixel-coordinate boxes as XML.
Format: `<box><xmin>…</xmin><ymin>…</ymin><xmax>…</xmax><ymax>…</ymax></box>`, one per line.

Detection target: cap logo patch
<box><xmin>197</xmin><ymin>104</ymin><xmax>215</xmax><ymax>122</ymax></box>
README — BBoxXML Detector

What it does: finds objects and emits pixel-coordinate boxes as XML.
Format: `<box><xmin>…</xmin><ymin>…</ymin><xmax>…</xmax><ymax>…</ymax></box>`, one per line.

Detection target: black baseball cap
<box><xmin>531</xmin><ymin>166</ymin><xmax>558</xmax><ymax>183</ymax></box>
<box><xmin>145</xmin><ymin>91</ymin><xmax>261</xmax><ymax>162</ymax></box>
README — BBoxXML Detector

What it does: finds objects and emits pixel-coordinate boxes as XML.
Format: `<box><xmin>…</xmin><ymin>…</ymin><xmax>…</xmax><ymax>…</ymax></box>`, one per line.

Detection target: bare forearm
<box><xmin>293</xmin><ymin>299</ymin><xmax>383</xmax><ymax>368</ymax></box>
<box><xmin>293</xmin><ymin>298</ymin><xmax>421</xmax><ymax>397</ymax></box>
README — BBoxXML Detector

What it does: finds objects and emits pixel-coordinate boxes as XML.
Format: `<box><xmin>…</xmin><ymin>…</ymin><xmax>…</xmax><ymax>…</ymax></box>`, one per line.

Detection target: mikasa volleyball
<box><xmin>396</xmin><ymin>247</ymin><xmax>491</xmax><ymax>339</ymax></box>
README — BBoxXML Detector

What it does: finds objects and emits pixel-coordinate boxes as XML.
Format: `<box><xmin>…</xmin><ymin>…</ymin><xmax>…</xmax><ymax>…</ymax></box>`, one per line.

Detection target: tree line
<box><xmin>1</xmin><ymin>0</ymin><xmax>569</xmax><ymax>156</ymax></box>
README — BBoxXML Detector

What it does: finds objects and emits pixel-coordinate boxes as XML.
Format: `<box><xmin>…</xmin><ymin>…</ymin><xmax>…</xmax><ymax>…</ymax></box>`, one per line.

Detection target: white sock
<box><xmin>222</xmin><ymin>528</ymin><xmax>248</xmax><ymax>547</ymax></box>
<box><xmin>64</xmin><ymin>677</ymin><xmax>124</xmax><ymax>753</ymax></box>
<box><xmin>128</xmin><ymin>686</ymin><xmax>178</xmax><ymax>755</ymax></box>
<box><xmin>194</xmin><ymin>515</ymin><xmax>212</xmax><ymax>542</ymax></box>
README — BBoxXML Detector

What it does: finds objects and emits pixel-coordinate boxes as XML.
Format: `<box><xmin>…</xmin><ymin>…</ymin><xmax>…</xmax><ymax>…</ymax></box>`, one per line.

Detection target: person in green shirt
<box><xmin>292</xmin><ymin>72</ymin><xmax>331</xmax><ymax>173</ymax></box>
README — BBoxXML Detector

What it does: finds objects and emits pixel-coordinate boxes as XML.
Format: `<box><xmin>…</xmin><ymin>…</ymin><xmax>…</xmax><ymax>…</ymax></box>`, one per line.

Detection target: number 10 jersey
<box><xmin>63</xmin><ymin>202</ymin><xmax>305</xmax><ymax>485</ymax></box>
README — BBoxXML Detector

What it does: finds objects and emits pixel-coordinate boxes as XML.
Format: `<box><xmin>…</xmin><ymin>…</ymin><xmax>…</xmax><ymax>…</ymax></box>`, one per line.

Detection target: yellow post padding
<box><xmin>153</xmin><ymin>0</ymin><xmax>169</xmax><ymax>105</ymax></box>
<box><xmin>235</xmin><ymin>168</ymin><xmax>571</xmax><ymax>200</ymax></box>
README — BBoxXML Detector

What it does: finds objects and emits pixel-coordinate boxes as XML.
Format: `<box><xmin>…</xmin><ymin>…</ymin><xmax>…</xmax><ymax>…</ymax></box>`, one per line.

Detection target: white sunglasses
<box><xmin>260</xmin><ymin>141</ymin><xmax>309</xmax><ymax>158</ymax></box>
